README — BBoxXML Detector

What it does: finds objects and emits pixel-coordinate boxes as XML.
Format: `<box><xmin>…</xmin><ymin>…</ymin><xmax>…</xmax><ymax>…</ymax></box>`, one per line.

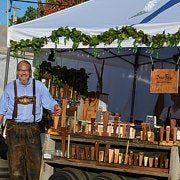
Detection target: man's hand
<box><xmin>53</xmin><ymin>104</ymin><xmax>61</xmax><ymax>116</ymax></box>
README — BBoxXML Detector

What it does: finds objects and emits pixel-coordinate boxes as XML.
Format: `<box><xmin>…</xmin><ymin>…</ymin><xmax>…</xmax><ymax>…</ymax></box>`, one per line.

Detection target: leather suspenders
<box><xmin>32</xmin><ymin>79</ymin><xmax>36</xmax><ymax>122</ymax></box>
<box><xmin>12</xmin><ymin>80</ymin><xmax>18</xmax><ymax>120</ymax></box>
<box><xmin>12</xmin><ymin>79</ymin><xmax>36</xmax><ymax>122</ymax></box>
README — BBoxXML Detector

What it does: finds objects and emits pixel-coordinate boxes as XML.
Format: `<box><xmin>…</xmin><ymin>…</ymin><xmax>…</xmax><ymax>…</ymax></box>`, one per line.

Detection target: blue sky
<box><xmin>0</xmin><ymin>0</ymin><xmax>44</xmax><ymax>26</ymax></box>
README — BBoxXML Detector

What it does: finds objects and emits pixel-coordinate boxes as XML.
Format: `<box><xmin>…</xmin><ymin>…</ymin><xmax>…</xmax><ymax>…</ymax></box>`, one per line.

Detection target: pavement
<box><xmin>0</xmin><ymin>159</ymin><xmax>9</xmax><ymax>180</ymax></box>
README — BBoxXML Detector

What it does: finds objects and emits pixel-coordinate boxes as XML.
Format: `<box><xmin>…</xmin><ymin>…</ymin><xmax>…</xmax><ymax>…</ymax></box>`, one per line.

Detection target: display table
<box><xmin>40</xmin><ymin>133</ymin><xmax>180</xmax><ymax>180</ymax></box>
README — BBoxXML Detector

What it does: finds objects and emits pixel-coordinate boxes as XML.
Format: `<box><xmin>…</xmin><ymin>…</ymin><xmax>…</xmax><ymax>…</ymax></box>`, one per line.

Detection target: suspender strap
<box><xmin>32</xmin><ymin>79</ymin><xmax>36</xmax><ymax>122</ymax></box>
<box><xmin>12</xmin><ymin>80</ymin><xmax>18</xmax><ymax>120</ymax></box>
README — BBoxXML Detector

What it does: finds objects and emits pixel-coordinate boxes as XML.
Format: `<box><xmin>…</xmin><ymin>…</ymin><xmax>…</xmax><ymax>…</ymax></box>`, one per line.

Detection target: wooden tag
<box><xmin>150</xmin><ymin>69</ymin><xmax>179</xmax><ymax>93</ymax></box>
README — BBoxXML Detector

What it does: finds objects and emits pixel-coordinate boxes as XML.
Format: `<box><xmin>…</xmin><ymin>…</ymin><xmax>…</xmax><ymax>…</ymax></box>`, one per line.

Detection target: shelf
<box><xmin>45</xmin><ymin>133</ymin><xmax>177</xmax><ymax>178</ymax></box>
<box><xmin>44</xmin><ymin>158</ymin><xmax>169</xmax><ymax>178</ymax></box>
<box><xmin>50</xmin><ymin>134</ymin><xmax>172</xmax><ymax>150</ymax></box>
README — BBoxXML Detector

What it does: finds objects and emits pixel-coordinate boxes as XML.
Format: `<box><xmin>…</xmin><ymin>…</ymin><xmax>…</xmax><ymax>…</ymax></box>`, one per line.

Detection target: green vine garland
<box><xmin>10</xmin><ymin>26</ymin><xmax>180</xmax><ymax>57</ymax></box>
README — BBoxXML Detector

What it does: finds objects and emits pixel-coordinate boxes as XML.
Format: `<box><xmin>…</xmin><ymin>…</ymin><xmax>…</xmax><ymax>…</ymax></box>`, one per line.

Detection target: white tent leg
<box><xmin>3</xmin><ymin>48</ymin><xmax>10</xmax><ymax>89</ymax></box>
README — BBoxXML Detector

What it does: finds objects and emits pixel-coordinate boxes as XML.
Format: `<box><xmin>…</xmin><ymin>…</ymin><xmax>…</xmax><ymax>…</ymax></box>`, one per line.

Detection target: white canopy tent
<box><xmin>8</xmin><ymin>0</ymin><xmax>180</xmax><ymax>47</ymax></box>
<box><xmin>7</xmin><ymin>0</ymin><xmax>180</xmax><ymax>121</ymax></box>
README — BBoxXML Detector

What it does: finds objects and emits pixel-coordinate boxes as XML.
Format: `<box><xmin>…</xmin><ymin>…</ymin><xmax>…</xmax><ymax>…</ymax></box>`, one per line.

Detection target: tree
<box><xmin>40</xmin><ymin>0</ymin><xmax>88</xmax><ymax>16</ymax></box>
<box><xmin>9</xmin><ymin>6</ymin><xmax>43</xmax><ymax>25</ymax></box>
<box><xmin>10</xmin><ymin>0</ymin><xmax>88</xmax><ymax>25</ymax></box>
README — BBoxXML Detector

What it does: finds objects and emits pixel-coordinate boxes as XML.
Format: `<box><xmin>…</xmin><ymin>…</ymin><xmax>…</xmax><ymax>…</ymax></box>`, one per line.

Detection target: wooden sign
<box><xmin>150</xmin><ymin>69</ymin><xmax>179</xmax><ymax>93</ymax></box>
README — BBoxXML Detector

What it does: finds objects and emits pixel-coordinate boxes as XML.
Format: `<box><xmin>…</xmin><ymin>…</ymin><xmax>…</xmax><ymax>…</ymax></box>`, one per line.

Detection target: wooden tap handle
<box><xmin>85</xmin><ymin>146</ymin><xmax>89</xmax><ymax>160</ymax></box>
<box><xmin>172</xmin><ymin>127</ymin><xmax>177</xmax><ymax>142</ymax></box>
<box><xmin>154</xmin><ymin>156</ymin><xmax>159</xmax><ymax>168</ymax></box>
<box><xmin>75</xmin><ymin>144</ymin><xmax>80</xmax><ymax>159</ymax></box>
<box><xmin>61</xmin><ymin>99</ymin><xmax>68</xmax><ymax>127</ymax></box>
<box><xmin>166</xmin><ymin>126</ymin><xmax>170</xmax><ymax>142</ymax></box>
<box><xmin>114</xmin><ymin>149</ymin><xmax>119</xmax><ymax>164</ymax></box>
<box><xmin>126</xmin><ymin>124</ymin><xmax>130</xmax><ymax>139</ymax></box>
<box><xmin>141</xmin><ymin>123</ymin><xmax>147</xmax><ymax>141</ymax></box>
<box><xmin>91</xmin><ymin>118</ymin><xmax>96</xmax><ymax>134</ymax></box>
<box><xmin>53</xmin><ymin>115</ymin><xmax>59</xmax><ymax>129</ymax></box>
<box><xmin>71</xmin><ymin>144</ymin><xmax>76</xmax><ymax>159</ymax></box>
<box><xmin>139</xmin><ymin>152</ymin><xmax>144</xmax><ymax>167</ymax></box>
<box><xmin>67</xmin><ymin>134</ymin><xmax>70</xmax><ymax>158</ymax></box>
<box><xmin>102</xmin><ymin>111</ymin><xmax>110</xmax><ymax>136</ymax></box>
<box><xmin>122</xmin><ymin>124</ymin><xmax>126</xmax><ymax>138</ymax></box>
<box><xmin>80</xmin><ymin>149</ymin><xmax>85</xmax><ymax>160</ymax></box>
<box><xmin>159</xmin><ymin>126</ymin><xmax>164</xmax><ymax>142</ymax></box>
<box><xmin>104</xmin><ymin>143</ymin><xmax>110</xmax><ymax>163</ymax></box>
<box><xmin>133</xmin><ymin>153</ymin><xmax>139</xmax><ymax>166</ymax></box>
<box><xmin>95</xmin><ymin>141</ymin><xmax>99</xmax><ymax>161</ymax></box>
<box><xmin>61</xmin><ymin>127</ymin><xmax>66</xmax><ymax>157</ymax></box>
<box><xmin>125</xmin><ymin>140</ymin><xmax>129</xmax><ymax>156</ymax></box>
<box><xmin>91</xmin><ymin>146</ymin><xmax>95</xmax><ymax>161</ymax></box>
<box><xmin>113</xmin><ymin>118</ymin><xmax>118</xmax><ymax>134</ymax></box>
<box><xmin>64</xmin><ymin>83</ymin><xmax>69</xmax><ymax>99</ymax></box>
<box><xmin>159</xmin><ymin>154</ymin><xmax>164</xmax><ymax>168</ymax></box>
<box><xmin>55</xmin><ymin>86</ymin><xmax>59</xmax><ymax>99</ymax></box>
<box><xmin>128</xmin><ymin>151</ymin><xmax>133</xmax><ymax>166</ymax></box>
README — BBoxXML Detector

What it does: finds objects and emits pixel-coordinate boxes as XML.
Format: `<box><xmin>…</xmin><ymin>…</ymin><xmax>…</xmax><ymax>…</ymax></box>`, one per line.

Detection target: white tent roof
<box><xmin>7</xmin><ymin>0</ymin><xmax>180</xmax><ymax>121</ymax></box>
<box><xmin>8</xmin><ymin>0</ymin><xmax>180</xmax><ymax>48</ymax></box>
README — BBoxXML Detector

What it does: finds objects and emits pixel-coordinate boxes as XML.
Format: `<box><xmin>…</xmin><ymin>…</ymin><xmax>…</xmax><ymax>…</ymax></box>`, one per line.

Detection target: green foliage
<box><xmin>10</xmin><ymin>7</ymin><xmax>42</xmax><ymax>26</ymax></box>
<box><xmin>10</xmin><ymin>26</ymin><xmax>180</xmax><ymax>58</ymax></box>
<box><xmin>36</xmin><ymin>61</ymin><xmax>90</xmax><ymax>95</ymax></box>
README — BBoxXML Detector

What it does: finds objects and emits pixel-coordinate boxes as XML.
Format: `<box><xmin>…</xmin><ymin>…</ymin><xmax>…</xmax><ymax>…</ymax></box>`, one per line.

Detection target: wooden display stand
<box><xmin>41</xmin><ymin>134</ymin><xmax>180</xmax><ymax>180</ymax></box>
<box><xmin>44</xmin><ymin>89</ymin><xmax>180</xmax><ymax>179</ymax></box>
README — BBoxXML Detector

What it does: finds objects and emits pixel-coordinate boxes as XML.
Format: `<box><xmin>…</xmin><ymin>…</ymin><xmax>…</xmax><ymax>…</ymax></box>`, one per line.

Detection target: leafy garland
<box><xmin>10</xmin><ymin>26</ymin><xmax>180</xmax><ymax>57</ymax></box>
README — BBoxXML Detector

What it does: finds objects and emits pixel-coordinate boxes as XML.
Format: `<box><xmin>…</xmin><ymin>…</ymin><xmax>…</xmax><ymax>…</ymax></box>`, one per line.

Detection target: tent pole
<box><xmin>130</xmin><ymin>49</ymin><xmax>140</xmax><ymax>122</ymax></box>
<box><xmin>4</xmin><ymin>48</ymin><xmax>10</xmax><ymax>89</ymax></box>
